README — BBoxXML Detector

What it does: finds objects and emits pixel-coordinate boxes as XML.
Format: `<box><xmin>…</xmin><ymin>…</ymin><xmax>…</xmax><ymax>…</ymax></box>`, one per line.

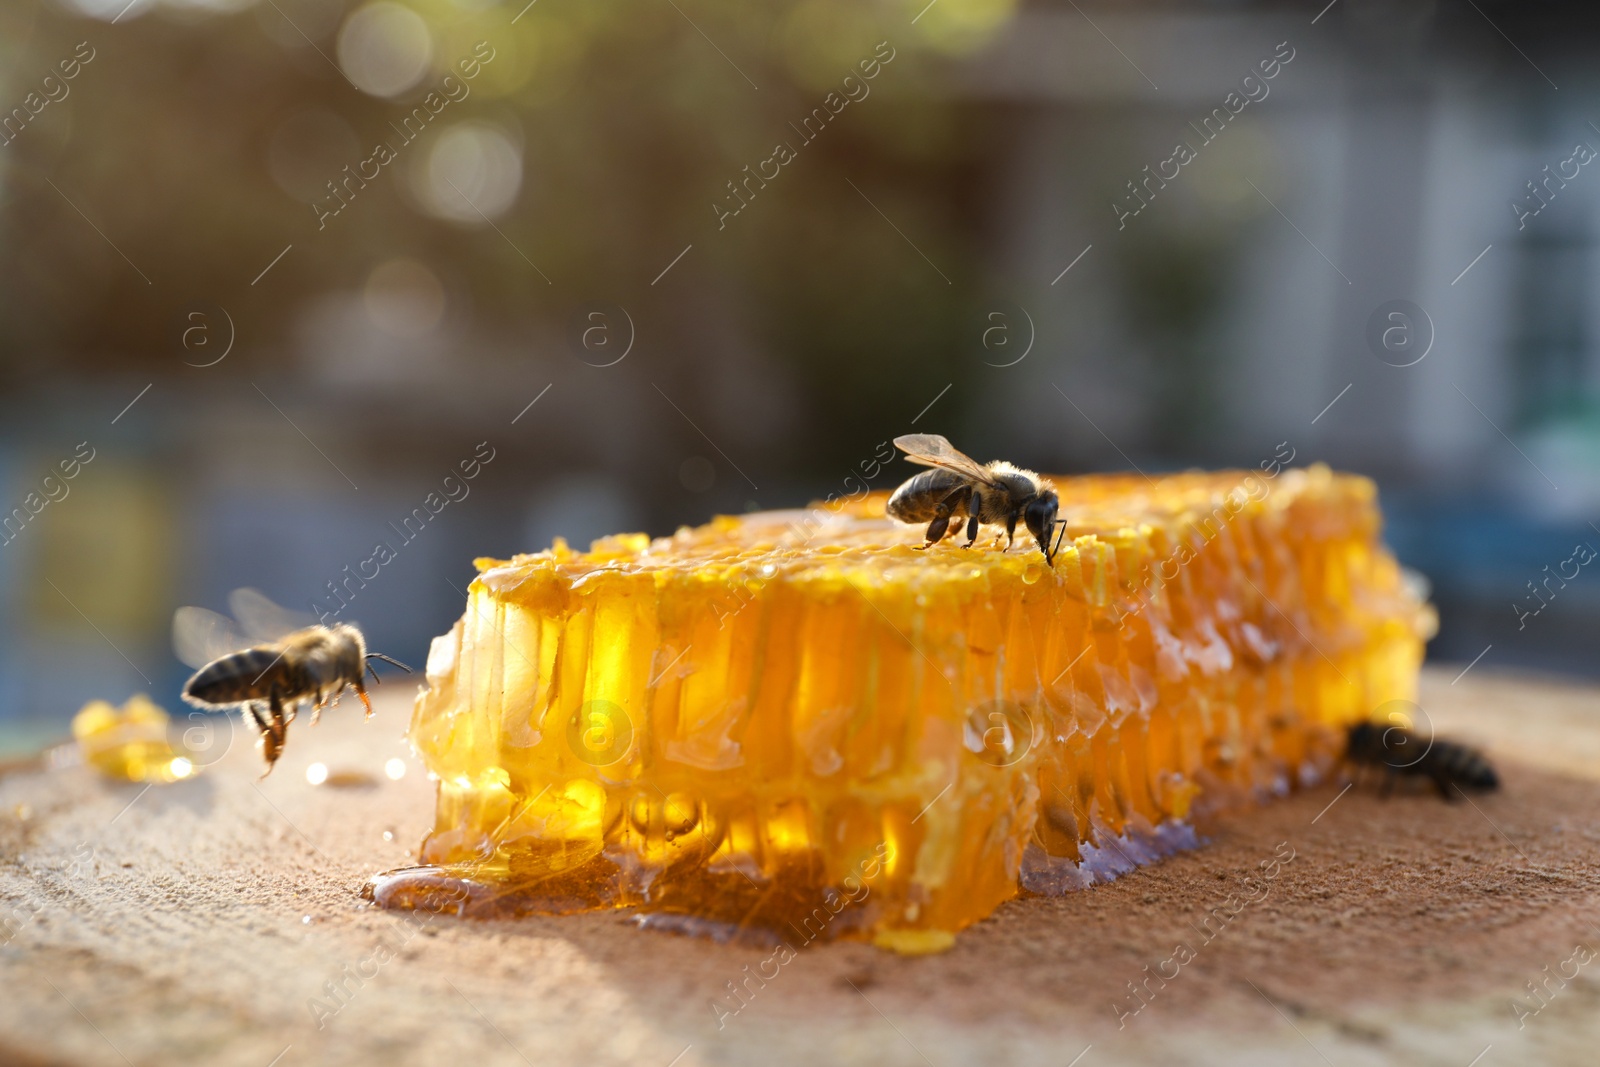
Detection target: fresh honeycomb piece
<box><xmin>377</xmin><ymin>464</ymin><xmax>1432</xmax><ymax>951</ymax></box>
<box><xmin>72</xmin><ymin>695</ymin><xmax>194</xmax><ymax>784</ymax></box>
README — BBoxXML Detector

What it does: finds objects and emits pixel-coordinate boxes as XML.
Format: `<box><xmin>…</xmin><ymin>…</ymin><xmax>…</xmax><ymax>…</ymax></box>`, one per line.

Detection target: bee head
<box><xmin>1024</xmin><ymin>490</ymin><xmax>1060</xmax><ymax>565</ymax></box>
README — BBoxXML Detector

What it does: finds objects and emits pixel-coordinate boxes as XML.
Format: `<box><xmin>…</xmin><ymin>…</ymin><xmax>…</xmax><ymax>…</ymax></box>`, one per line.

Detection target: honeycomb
<box><xmin>374</xmin><ymin>464</ymin><xmax>1432</xmax><ymax>952</ymax></box>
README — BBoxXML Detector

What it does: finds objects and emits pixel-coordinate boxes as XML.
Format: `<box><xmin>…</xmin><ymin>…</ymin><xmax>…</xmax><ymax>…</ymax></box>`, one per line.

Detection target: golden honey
<box><xmin>72</xmin><ymin>695</ymin><xmax>194</xmax><ymax>784</ymax></box>
<box><xmin>374</xmin><ymin>465</ymin><xmax>1432</xmax><ymax>951</ymax></box>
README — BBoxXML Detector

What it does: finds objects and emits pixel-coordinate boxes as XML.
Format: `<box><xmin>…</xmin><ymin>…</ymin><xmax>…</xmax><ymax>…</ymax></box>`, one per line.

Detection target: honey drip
<box><xmin>378</xmin><ymin>466</ymin><xmax>1432</xmax><ymax>951</ymax></box>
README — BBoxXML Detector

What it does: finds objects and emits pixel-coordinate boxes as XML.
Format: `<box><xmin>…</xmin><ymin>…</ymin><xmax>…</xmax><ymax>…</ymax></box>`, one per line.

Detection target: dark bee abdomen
<box><xmin>184</xmin><ymin>646</ymin><xmax>307</xmax><ymax>705</ymax></box>
<box><xmin>887</xmin><ymin>469</ymin><xmax>969</xmax><ymax>522</ymax></box>
<box><xmin>1425</xmin><ymin>741</ymin><xmax>1499</xmax><ymax>791</ymax></box>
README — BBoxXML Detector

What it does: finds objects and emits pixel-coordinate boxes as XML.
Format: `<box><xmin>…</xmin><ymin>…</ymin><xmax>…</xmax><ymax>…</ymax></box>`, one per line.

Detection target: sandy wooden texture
<box><xmin>3</xmin><ymin>666</ymin><xmax>1600</xmax><ymax>1066</ymax></box>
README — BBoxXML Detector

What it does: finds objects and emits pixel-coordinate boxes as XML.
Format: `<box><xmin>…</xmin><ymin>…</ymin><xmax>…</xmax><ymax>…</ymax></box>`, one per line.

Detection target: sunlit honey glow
<box><xmin>383</xmin><ymin>466</ymin><xmax>1432</xmax><ymax>950</ymax></box>
<box><xmin>72</xmin><ymin>695</ymin><xmax>193</xmax><ymax>784</ymax></box>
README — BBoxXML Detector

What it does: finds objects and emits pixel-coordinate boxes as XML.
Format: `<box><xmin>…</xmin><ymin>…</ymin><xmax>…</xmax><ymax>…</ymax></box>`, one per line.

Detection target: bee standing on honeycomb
<box><xmin>886</xmin><ymin>433</ymin><xmax>1062</xmax><ymax>563</ymax></box>
<box><xmin>173</xmin><ymin>589</ymin><xmax>410</xmax><ymax>775</ymax></box>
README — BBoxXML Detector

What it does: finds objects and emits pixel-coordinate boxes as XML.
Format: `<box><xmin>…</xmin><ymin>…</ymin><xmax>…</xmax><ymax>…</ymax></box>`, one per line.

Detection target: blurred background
<box><xmin>1</xmin><ymin>0</ymin><xmax>1596</xmax><ymax>753</ymax></box>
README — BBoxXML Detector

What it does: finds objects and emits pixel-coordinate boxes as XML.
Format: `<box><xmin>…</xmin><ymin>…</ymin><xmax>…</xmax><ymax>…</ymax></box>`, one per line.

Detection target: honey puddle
<box><xmin>364</xmin><ymin>816</ymin><xmax>1206</xmax><ymax>948</ymax></box>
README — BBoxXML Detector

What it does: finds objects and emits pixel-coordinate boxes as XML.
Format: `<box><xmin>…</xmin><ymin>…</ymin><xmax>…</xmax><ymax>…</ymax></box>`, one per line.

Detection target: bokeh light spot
<box><xmin>337</xmin><ymin>2</ymin><xmax>433</xmax><ymax>99</ymax></box>
<box><xmin>415</xmin><ymin>123</ymin><xmax>523</xmax><ymax>223</ymax></box>
<box><xmin>364</xmin><ymin>259</ymin><xmax>446</xmax><ymax>337</ymax></box>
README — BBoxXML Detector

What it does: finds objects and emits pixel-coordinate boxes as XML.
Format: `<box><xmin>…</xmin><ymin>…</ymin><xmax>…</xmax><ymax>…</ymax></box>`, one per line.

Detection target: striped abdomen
<box><xmin>183</xmin><ymin>645</ymin><xmax>312</xmax><ymax>706</ymax></box>
<box><xmin>1419</xmin><ymin>740</ymin><xmax>1499</xmax><ymax>791</ymax></box>
<box><xmin>887</xmin><ymin>469</ymin><xmax>969</xmax><ymax>523</ymax></box>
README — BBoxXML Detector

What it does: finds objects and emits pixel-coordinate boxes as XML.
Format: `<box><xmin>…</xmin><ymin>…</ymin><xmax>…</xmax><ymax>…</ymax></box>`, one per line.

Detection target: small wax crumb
<box><xmin>382</xmin><ymin>830</ymin><xmax>395</xmax><ymax>842</ymax></box>
<box><xmin>71</xmin><ymin>695</ymin><xmax>190</xmax><ymax>784</ymax></box>
<box><xmin>306</xmin><ymin>763</ymin><xmax>329</xmax><ymax>786</ymax></box>
<box><xmin>302</xmin><ymin>915</ymin><xmax>313</xmax><ymax>925</ymax></box>
<box><xmin>384</xmin><ymin>758</ymin><xmax>406</xmax><ymax>780</ymax></box>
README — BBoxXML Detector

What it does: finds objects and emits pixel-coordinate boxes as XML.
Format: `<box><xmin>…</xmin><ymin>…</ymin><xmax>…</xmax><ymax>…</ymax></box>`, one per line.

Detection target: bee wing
<box><xmin>228</xmin><ymin>587</ymin><xmax>317</xmax><ymax>643</ymax></box>
<box><xmin>893</xmin><ymin>434</ymin><xmax>1005</xmax><ymax>488</ymax></box>
<box><xmin>172</xmin><ymin>606</ymin><xmax>248</xmax><ymax>670</ymax></box>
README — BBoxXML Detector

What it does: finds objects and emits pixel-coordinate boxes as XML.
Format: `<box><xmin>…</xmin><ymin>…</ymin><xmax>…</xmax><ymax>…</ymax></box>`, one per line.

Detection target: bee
<box><xmin>174</xmin><ymin>589</ymin><xmax>411</xmax><ymax>776</ymax></box>
<box><xmin>1345</xmin><ymin>720</ymin><xmax>1499</xmax><ymax>800</ymax></box>
<box><xmin>886</xmin><ymin>433</ymin><xmax>1061</xmax><ymax>564</ymax></box>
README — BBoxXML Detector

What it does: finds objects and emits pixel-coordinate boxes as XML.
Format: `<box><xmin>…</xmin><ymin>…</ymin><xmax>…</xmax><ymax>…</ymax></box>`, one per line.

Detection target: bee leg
<box><xmin>356</xmin><ymin>679</ymin><xmax>373</xmax><ymax>721</ymax></box>
<box><xmin>1004</xmin><ymin>514</ymin><xmax>1018</xmax><ymax>550</ymax></box>
<box><xmin>257</xmin><ymin>695</ymin><xmax>288</xmax><ymax>777</ymax></box>
<box><xmin>1434</xmin><ymin>773</ymin><xmax>1457</xmax><ymax>802</ymax></box>
<box><xmin>964</xmin><ymin>491</ymin><xmax>982</xmax><ymax>546</ymax></box>
<box><xmin>919</xmin><ymin>487</ymin><xmax>969</xmax><ymax>549</ymax></box>
<box><xmin>243</xmin><ymin>701</ymin><xmax>270</xmax><ymax>739</ymax></box>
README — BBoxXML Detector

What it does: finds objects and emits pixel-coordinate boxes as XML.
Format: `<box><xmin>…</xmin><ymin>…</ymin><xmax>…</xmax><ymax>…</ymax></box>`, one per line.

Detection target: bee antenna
<box><xmin>365</xmin><ymin>652</ymin><xmax>414</xmax><ymax>673</ymax></box>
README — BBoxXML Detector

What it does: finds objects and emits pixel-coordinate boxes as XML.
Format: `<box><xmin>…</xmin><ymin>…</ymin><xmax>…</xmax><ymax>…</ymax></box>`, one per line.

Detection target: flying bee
<box><xmin>174</xmin><ymin>589</ymin><xmax>411</xmax><ymax>776</ymax></box>
<box><xmin>886</xmin><ymin>433</ymin><xmax>1061</xmax><ymax>564</ymax></box>
<box><xmin>1345</xmin><ymin>720</ymin><xmax>1499</xmax><ymax>800</ymax></box>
